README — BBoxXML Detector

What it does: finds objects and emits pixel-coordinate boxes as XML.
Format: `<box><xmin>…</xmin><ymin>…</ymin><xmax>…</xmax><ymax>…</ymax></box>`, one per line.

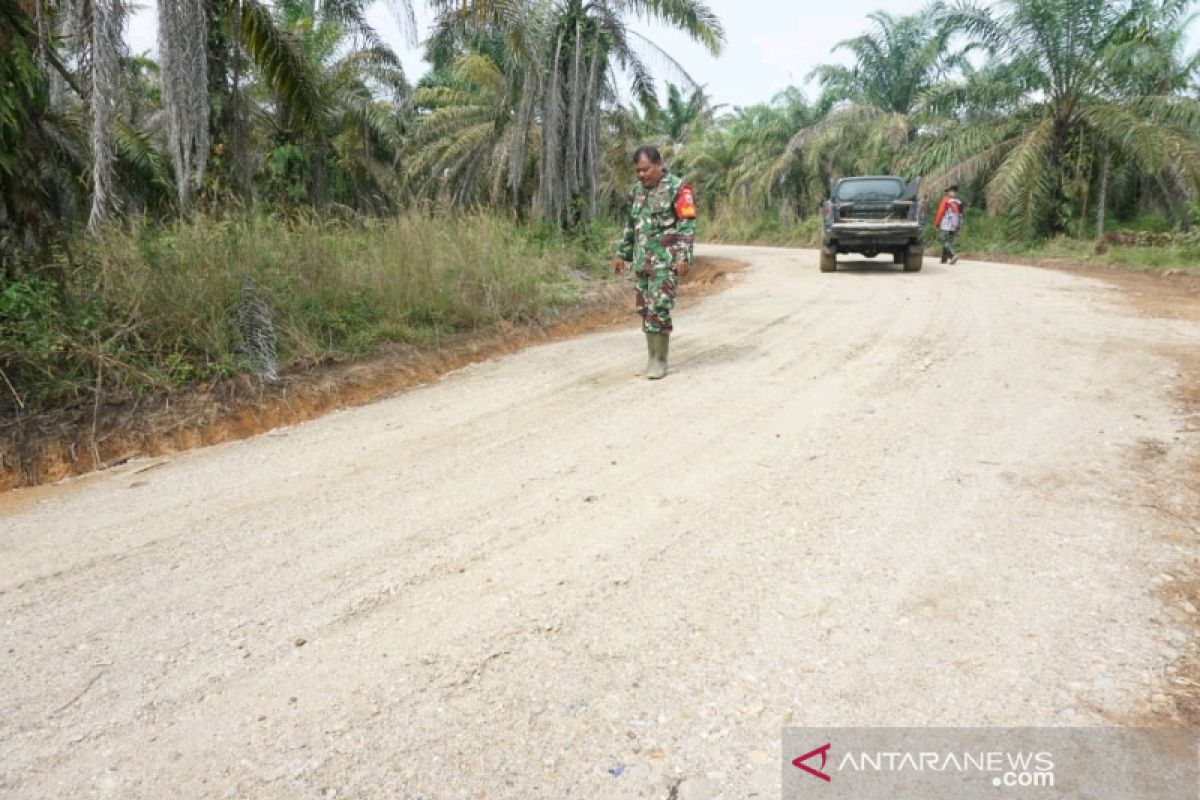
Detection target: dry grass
<box><xmin>2</xmin><ymin>212</ymin><xmax>607</xmax><ymax>416</ymax></box>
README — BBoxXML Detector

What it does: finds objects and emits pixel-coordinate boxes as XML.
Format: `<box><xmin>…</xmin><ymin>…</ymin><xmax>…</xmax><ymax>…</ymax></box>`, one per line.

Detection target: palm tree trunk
<box><xmin>1156</xmin><ymin>174</ymin><xmax>1189</xmax><ymax>231</ymax></box>
<box><xmin>1075</xmin><ymin>143</ymin><xmax>1089</xmax><ymax>239</ymax></box>
<box><xmin>159</xmin><ymin>0</ymin><xmax>210</xmax><ymax>214</ymax></box>
<box><xmin>566</xmin><ymin>19</ymin><xmax>584</xmax><ymax>204</ymax></box>
<box><xmin>538</xmin><ymin>27</ymin><xmax>565</xmax><ymax>222</ymax></box>
<box><xmin>33</xmin><ymin>0</ymin><xmax>62</xmax><ymax>105</ymax></box>
<box><xmin>1094</xmin><ymin>144</ymin><xmax>1111</xmax><ymax>253</ymax></box>
<box><xmin>87</xmin><ymin>0</ymin><xmax>121</xmax><ymax>235</ymax></box>
<box><xmin>509</xmin><ymin>70</ymin><xmax>537</xmax><ymax>207</ymax></box>
<box><xmin>583</xmin><ymin>40</ymin><xmax>600</xmax><ymax>218</ymax></box>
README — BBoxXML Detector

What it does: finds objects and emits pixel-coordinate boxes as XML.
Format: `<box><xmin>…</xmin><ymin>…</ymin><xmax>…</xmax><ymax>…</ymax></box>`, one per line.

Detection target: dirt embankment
<box><xmin>0</xmin><ymin>257</ymin><xmax>744</xmax><ymax>492</ymax></box>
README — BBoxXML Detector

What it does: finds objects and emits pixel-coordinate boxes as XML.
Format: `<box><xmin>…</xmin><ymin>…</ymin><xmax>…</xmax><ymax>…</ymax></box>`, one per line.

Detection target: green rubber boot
<box><xmin>643</xmin><ymin>331</ymin><xmax>654</xmax><ymax>375</ymax></box>
<box><xmin>647</xmin><ymin>333</ymin><xmax>669</xmax><ymax>380</ymax></box>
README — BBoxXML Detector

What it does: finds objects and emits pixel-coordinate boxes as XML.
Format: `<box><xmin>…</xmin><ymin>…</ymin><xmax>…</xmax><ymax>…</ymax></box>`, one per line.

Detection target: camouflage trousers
<box><xmin>634</xmin><ymin>268</ymin><xmax>678</xmax><ymax>334</ymax></box>
<box><xmin>939</xmin><ymin>229</ymin><xmax>958</xmax><ymax>260</ymax></box>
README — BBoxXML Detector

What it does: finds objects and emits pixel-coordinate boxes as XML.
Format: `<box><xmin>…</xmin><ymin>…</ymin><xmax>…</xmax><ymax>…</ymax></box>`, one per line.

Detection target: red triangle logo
<box><xmin>792</xmin><ymin>743</ymin><xmax>832</xmax><ymax>782</ymax></box>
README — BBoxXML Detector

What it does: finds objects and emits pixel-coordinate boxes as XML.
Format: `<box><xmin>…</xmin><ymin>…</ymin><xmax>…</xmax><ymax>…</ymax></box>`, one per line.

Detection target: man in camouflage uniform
<box><xmin>612</xmin><ymin>145</ymin><xmax>697</xmax><ymax>380</ymax></box>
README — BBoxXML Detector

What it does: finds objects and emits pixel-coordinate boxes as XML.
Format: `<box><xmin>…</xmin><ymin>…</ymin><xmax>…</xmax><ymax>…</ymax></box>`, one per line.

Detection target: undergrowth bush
<box><xmin>702</xmin><ymin>209</ymin><xmax>821</xmax><ymax>247</ymax></box>
<box><xmin>1</xmin><ymin>212</ymin><xmax>605</xmax><ymax>414</ymax></box>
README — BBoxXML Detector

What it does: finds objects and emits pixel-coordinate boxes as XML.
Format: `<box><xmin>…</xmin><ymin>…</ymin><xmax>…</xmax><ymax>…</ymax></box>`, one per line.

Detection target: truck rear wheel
<box><xmin>903</xmin><ymin>247</ymin><xmax>924</xmax><ymax>272</ymax></box>
<box><xmin>820</xmin><ymin>250</ymin><xmax>837</xmax><ymax>272</ymax></box>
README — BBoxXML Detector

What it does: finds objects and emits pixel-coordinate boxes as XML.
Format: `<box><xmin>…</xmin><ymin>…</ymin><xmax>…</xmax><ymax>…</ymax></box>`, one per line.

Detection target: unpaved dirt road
<box><xmin>3</xmin><ymin>245</ymin><xmax>1199</xmax><ymax>799</ymax></box>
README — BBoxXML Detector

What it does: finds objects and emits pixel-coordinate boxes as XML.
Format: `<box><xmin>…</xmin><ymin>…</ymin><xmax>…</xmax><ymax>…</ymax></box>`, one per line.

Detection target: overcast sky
<box><xmin>125</xmin><ymin>0</ymin><xmax>1196</xmax><ymax>109</ymax></box>
<box><xmin>614</xmin><ymin>0</ymin><xmax>932</xmax><ymax>107</ymax></box>
<box><xmin>124</xmin><ymin>0</ymin><xmax>938</xmax><ymax>107</ymax></box>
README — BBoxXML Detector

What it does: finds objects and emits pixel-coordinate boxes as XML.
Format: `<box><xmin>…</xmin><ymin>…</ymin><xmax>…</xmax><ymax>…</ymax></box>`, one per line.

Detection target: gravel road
<box><xmin>2</xmin><ymin>245</ymin><xmax>1198</xmax><ymax>799</ymax></box>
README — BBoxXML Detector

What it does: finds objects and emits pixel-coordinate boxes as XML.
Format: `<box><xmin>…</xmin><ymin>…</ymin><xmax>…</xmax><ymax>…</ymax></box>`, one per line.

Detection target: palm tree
<box><xmin>800</xmin><ymin>3</ymin><xmax>959</xmax><ymax>178</ymax></box>
<box><xmin>412</xmin><ymin>6</ymin><xmax>549</xmax><ymax>209</ymax></box>
<box><xmin>537</xmin><ymin>0</ymin><xmax>724</xmax><ymax>227</ymax></box>
<box><xmin>174</xmin><ymin>0</ymin><xmax>410</xmax><ymax>209</ymax></box>
<box><xmin>810</xmin><ymin>4</ymin><xmax>956</xmax><ymax>116</ymax></box>
<box><xmin>406</xmin><ymin>47</ymin><xmax>533</xmax><ymax>208</ymax></box>
<box><xmin>1097</xmin><ymin>0</ymin><xmax>1200</xmax><ymax>232</ymax></box>
<box><xmin>430</xmin><ymin>0</ymin><xmax>724</xmax><ymax>226</ymax></box>
<box><xmin>678</xmin><ymin>88</ymin><xmax>825</xmax><ymax>218</ymax></box>
<box><xmin>910</xmin><ymin>0</ymin><xmax>1200</xmax><ymax>237</ymax></box>
<box><xmin>530</xmin><ymin>0</ymin><xmax>715</xmax><ymax>227</ymax></box>
<box><xmin>6</xmin><ymin>0</ymin><xmax>165</xmax><ymax>234</ymax></box>
<box><xmin>645</xmin><ymin>82</ymin><xmax>718</xmax><ymax>153</ymax></box>
<box><xmin>2</xmin><ymin>0</ymin><xmax>59</xmax><ymax>250</ymax></box>
<box><xmin>264</xmin><ymin>0</ymin><xmax>410</xmax><ymax>208</ymax></box>
<box><xmin>158</xmin><ymin>0</ymin><xmax>209</xmax><ymax>214</ymax></box>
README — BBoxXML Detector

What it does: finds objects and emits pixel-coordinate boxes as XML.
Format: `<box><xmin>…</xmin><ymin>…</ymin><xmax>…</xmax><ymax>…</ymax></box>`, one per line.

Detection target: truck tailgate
<box><xmin>831</xmin><ymin>220</ymin><xmax>921</xmax><ymax>235</ymax></box>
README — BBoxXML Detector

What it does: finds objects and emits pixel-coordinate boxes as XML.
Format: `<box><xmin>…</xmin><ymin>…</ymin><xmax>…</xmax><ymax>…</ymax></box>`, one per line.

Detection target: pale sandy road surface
<box><xmin>2</xmin><ymin>244</ymin><xmax>1198</xmax><ymax>800</ymax></box>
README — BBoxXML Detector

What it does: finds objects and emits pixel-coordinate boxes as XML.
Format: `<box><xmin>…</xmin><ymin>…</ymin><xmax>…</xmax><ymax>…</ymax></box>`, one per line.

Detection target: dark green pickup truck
<box><xmin>819</xmin><ymin>176</ymin><xmax>927</xmax><ymax>272</ymax></box>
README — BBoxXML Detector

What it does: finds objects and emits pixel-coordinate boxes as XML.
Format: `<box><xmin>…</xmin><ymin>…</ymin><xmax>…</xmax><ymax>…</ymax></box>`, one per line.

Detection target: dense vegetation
<box><xmin>2</xmin><ymin>0</ymin><xmax>1198</xmax><ymax>415</ymax></box>
<box><xmin>685</xmin><ymin>1</ymin><xmax>1200</xmax><ymax>243</ymax></box>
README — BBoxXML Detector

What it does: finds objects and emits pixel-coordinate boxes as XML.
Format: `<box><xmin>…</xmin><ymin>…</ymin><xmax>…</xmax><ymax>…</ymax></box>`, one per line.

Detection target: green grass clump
<box><xmin>956</xmin><ymin>215</ymin><xmax>1200</xmax><ymax>274</ymax></box>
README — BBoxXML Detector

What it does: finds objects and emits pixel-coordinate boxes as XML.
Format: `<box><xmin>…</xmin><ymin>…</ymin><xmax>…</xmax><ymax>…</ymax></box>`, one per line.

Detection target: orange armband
<box><xmin>674</xmin><ymin>185</ymin><xmax>697</xmax><ymax>220</ymax></box>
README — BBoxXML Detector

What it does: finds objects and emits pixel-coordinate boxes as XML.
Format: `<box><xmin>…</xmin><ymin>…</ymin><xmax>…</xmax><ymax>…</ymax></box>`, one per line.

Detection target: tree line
<box><xmin>0</xmin><ymin>0</ymin><xmax>723</xmax><ymax>257</ymax></box>
<box><xmin>672</xmin><ymin>0</ymin><xmax>1200</xmax><ymax>241</ymax></box>
<box><xmin>2</xmin><ymin>0</ymin><xmax>1199</xmax><ymax>257</ymax></box>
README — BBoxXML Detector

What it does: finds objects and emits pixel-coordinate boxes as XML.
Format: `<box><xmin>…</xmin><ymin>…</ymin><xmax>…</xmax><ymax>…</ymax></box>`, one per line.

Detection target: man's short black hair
<box><xmin>633</xmin><ymin>145</ymin><xmax>663</xmax><ymax>165</ymax></box>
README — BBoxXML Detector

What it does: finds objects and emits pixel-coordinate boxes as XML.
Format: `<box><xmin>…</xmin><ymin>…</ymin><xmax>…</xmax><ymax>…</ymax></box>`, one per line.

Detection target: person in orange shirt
<box><xmin>933</xmin><ymin>184</ymin><xmax>965</xmax><ymax>264</ymax></box>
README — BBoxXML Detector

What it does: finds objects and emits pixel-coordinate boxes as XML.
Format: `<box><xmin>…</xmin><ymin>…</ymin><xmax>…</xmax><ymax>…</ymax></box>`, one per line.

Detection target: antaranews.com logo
<box><xmin>792</xmin><ymin>742</ymin><xmax>1055</xmax><ymax>789</ymax></box>
<box><xmin>781</xmin><ymin>728</ymin><xmax>1198</xmax><ymax>800</ymax></box>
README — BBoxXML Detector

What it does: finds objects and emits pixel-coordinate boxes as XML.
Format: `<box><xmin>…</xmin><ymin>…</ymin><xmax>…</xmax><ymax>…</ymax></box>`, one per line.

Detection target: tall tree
<box><xmin>431</xmin><ymin>0</ymin><xmax>724</xmax><ymax>226</ymax></box>
<box><xmin>911</xmin><ymin>0</ymin><xmax>1200</xmax><ymax>236</ymax></box>
<box><xmin>677</xmin><ymin>88</ymin><xmax>825</xmax><ymax>217</ymax></box>
<box><xmin>801</xmin><ymin>3</ymin><xmax>960</xmax><ymax>179</ymax></box>
<box><xmin>538</xmin><ymin>0</ymin><xmax>724</xmax><ymax>227</ymax></box>
<box><xmin>158</xmin><ymin>0</ymin><xmax>209</xmax><ymax>213</ymax></box>
<box><xmin>264</xmin><ymin>0</ymin><xmax>410</xmax><ymax>207</ymax></box>
<box><xmin>1</xmin><ymin>0</ymin><xmax>53</xmax><ymax>248</ymax></box>
<box><xmin>87</xmin><ymin>0</ymin><xmax>123</xmax><ymax>233</ymax></box>
<box><xmin>406</xmin><ymin>48</ymin><xmax>531</xmax><ymax>207</ymax></box>
<box><xmin>644</xmin><ymin>82</ymin><xmax>717</xmax><ymax>153</ymax></box>
<box><xmin>810</xmin><ymin>4</ymin><xmax>956</xmax><ymax>116</ymax></box>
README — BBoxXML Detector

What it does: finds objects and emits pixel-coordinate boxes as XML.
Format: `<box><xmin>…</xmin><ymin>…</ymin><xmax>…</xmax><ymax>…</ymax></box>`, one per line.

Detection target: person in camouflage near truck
<box><xmin>612</xmin><ymin>145</ymin><xmax>697</xmax><ymax>380</ymax></box>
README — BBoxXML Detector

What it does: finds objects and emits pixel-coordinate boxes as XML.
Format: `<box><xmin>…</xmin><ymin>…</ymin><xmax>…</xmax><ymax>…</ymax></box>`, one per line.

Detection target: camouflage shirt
<box><xmin>615</xmin><ymin>172</ymin><xmax>696</xmax><ymax>273</ymax></box>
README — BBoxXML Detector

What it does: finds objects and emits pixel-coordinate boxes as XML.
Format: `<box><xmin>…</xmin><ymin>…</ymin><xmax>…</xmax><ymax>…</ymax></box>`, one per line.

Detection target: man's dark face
<box><xmin>635</xmin><ymin>155</ymin><xmax>664</xmax><ymax>188</ymax></box>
